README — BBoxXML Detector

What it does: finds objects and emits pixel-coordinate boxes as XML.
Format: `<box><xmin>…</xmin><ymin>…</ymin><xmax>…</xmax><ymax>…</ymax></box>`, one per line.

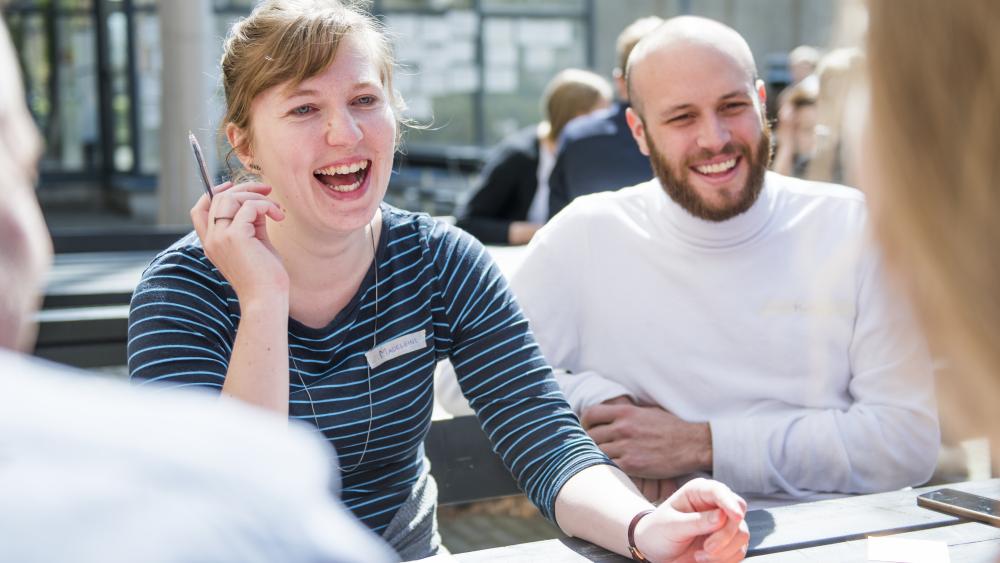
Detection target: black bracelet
<box><xmin>628</xmin><ymin>509</ymin><xmax>656</xmax><ymax>562</ymax></box>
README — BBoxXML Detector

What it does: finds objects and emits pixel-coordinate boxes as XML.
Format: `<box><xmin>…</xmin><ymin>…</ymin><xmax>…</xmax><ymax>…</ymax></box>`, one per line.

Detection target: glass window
<box><xmin>133</xmin><ymin>10</ymin><xmax>160</xmax><ymax>174</ymax></box>
<box><xmin>382</xmin><ymin>0</ymin><xmax>474</xmax><ymax>11</ymax></box>
<box><xmin>47</xmin><ymin>14</ymin><xmax>102</xmax><ymax>173</ymax></box>
<box><xmin>386</xmin><ymin>10</ymin><xmax>479</xmax><ymax>147</ymax></box>
<box><xmin>482</xmin><ymin>0</ymin><xmax>586</xmax><ymax>13</ymax></box>
<box><xmin>213</xmin><ymin>0</ymin><xmax>257</xmax><ymax>11</ymax></box>
<box><xmin>481</xmin><ymin>16</ymin><xmax>587</xmax><ymax>144</ymax></box>
<box><xmin>5</xmin><ymin>12</ymin><xmax>51</xmax><ymax>143</ymax></box>
<box><xmin>57</xmin><ymin>0</ymin><xmax>94</xmax><ymax>10</ymax></box>
<box><xmin>107</xmin><ymin>8</ymin><xmax>134</xmax><ymax>172</ymax></box>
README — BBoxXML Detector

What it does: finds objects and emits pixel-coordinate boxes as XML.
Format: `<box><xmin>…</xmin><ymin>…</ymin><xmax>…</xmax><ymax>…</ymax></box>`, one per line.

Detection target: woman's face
<box><xmin>240</xmin><ymin>33</ymin><xmax>396</xmax><ymax>235</ymax></box>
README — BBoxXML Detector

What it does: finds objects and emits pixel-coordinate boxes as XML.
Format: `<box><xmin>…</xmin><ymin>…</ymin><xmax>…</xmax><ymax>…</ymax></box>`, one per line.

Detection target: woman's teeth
<box><xmin>329</xmin><ymin>180</ymin><xmax>361</xmax><ymax>192</ymax></box>
<box><xmin>313</xmin><ymin>160</ymin><xmax>369</xmax><ymax>176</ymax></box>
<box><xmin>695</xmin><ymin>158</ymin><xmax>737</xmax><ymax>175</ymax></box>
<box><xmin>313</xmin><ymin>160</ymin><xmax>369</xmax><ymax>191</ymax></box>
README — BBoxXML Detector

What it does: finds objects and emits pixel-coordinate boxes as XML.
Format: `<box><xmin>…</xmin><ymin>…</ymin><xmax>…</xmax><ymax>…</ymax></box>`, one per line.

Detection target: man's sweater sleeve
<box><xmin>710</xmin><ymin>248</ymin><xmax>939</xmax><ymax>496</ymax></box>
<box><xmin>510</xmin><ymin>209</ymin><xmax>636</xmax><ymax>415</ymax></box>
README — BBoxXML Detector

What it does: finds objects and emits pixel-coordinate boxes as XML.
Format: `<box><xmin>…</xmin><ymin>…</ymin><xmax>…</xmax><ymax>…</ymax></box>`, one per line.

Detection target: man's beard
<box><xmin>648</xmin><ymin>123</ymin><xmax>772</xmax><ymax>222</ymax></box>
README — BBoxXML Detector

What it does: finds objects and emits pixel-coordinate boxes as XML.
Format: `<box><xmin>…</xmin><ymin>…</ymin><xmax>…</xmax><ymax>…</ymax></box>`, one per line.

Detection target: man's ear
<box><xmin>756</xmin><ymin>79</ymin><xmax>767</xmax><ymax>108</ymax></box>
<box><xmin>225</xmin><ymin>122</ymin><xmax>252</xmax><ymax>168</ymax></box>
<box><xmin>625</xmin><ymin>106</ymin><xmax>651</xmax><ymax>156</ymax></box>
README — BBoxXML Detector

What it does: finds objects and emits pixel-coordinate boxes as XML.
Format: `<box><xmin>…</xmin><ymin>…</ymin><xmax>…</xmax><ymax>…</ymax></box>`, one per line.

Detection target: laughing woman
<box><xmin>127</xmin><ymin>1</ymin><xmax>748</xmax><ymax>560</ymax></box>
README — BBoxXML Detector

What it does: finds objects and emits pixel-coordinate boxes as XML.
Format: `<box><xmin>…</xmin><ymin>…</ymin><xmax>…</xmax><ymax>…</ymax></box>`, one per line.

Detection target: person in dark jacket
<box><xmin>547</xmin><ymin>16</ymin><xmax>662</xmax><ymax>218</ymax></box>
<box><xmin>456</xmin><ymin>69</ymin><xmax>611</xmax><ymax>245</ymax></box>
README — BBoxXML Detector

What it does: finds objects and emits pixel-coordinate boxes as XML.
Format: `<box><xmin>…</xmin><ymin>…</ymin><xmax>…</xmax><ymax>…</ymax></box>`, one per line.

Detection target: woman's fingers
<box><xmin>697</xmin><ymin>519</ymin><xmax>749</xmax><ymax>562</ymax></box>
<box><xmin>214</xmin><ymin>180</ymin><xmax>269</xmax><ymax>197</ymax></box>
<box><xmin>700</xmin><ymin>510</ymin><xmax>747</xmax><ymax>555</ymax></box>
<box><xmin>206</xmin><ymin>191</ymin><xmax>281</xmax><ymax>231</ymax></box>
<box><xmin>226</xmin><ymin>199</ymin><xmax>284</xmax><ymax>235</ymax></box>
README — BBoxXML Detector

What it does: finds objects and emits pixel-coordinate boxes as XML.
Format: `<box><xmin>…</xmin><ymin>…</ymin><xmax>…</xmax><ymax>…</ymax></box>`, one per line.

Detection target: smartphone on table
<box><xmin>917</xmin><ymin>488</ymin><xmax>1000</xmax><ymax>527</ymax></box>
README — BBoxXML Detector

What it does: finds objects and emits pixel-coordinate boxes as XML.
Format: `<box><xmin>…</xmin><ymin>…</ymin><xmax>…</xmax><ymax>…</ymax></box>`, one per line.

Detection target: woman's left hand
<box><xmin>634</xmin><ymin>478</ymin><xmax>749</xmax><ymax>562</ymax></box>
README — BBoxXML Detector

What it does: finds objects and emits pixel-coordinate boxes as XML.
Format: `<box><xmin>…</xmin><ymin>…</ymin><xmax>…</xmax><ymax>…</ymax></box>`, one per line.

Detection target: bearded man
<box><xmin>508</xmin><ymin>16</ymin><xmax>939</xmax><ymax>508</ymax></box>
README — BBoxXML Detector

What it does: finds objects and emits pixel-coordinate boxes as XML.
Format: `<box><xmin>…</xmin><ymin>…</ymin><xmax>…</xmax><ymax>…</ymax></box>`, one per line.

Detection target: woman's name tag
<box><xmin>365</xmin><ymin>330</ymin><xmax>427</xmax><ymax>369</ymax></box>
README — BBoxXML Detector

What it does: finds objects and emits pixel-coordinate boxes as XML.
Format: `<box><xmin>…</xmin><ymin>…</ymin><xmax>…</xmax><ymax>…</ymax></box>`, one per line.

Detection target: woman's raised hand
<box><xmin>190</xmin><ymin>181</ymin><xmax>288</xmax><ymax>303</ymax></box>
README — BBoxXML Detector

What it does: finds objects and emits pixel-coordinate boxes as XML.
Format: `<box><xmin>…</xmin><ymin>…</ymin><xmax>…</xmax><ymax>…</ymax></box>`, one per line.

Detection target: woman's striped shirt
<box><xmin>128</xmin><ymin>204</ymin><xmax>611</xmax><ymax>536</ymax></box>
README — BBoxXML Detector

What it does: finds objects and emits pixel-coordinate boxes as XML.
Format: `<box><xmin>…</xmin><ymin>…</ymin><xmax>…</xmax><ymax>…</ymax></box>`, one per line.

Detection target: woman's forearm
<box><xmin>555</xmin><ymin>465</ymin><xmax>748</xmax><ymax>562</ymax></box>
<box><xmin>554</xmin><ymin>464</ymin><xmax>652</xmax><ymax>557</ymax></box>
<box><xmin>222</xmin><ymin>295</ymin><xmax>291</xmax><ymax>416</ymax></box>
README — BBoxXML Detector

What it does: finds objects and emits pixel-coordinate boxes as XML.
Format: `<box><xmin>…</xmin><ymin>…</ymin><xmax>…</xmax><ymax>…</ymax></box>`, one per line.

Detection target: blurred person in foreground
<box><xmin>863</xmin><ymin>1</ymin><xmax>1000</xmax><ymax>461</ymax></box>
<box><xmin>0</xmin><ymin>13</ymin><xmax>395</xmax><ymax>563</ymax></box>
<box><xmin>456</xmin><ymin>68</ymin><xmax>611</xmax><ymax>245</ymax></box>
<box><xmin>127</xmin><ymin>1</ymin><xmax>750</xmax><ymax>561</ymax></box>
<box><xmin>511</xmin><ymin>15</ymin><xmax>939</xmax><ymax>508</ymax></box>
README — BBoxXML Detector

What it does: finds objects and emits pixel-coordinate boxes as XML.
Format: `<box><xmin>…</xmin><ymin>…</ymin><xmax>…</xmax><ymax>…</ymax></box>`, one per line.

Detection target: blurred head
<box><xmin>788</xmin><ymin>45</ymin><xmax>820</xmax><ymax>84</ymax></box>
<box><xmin>541</xmin><ymin>69</ymin><xmax>612</xmax><ymax>144</ymax></box>
<box><xmin>624</xmin><ymin>16</ymin><xmax>771</xmax><ymax>222</ymax></box>
<box><xmin>0</xmin><ymin>15</ymin><xmax>52</xmax><ymax>352</ymax></box>
<box><xmin>864</xmin><ymin>1</ymin><xmax>1000</xmax><ymax>445</ymax></box>
<box><xmin>805</xmin><ymin>47</ymin><xmax>865</xmax><ymax>185</ymax></box>
<box><xmin>221</xmin><ymin>0</ymin><xmax>400</xmax><ymax>235</ymax></box>
<box><xmin>612</xmin><ymin>16</ymin><xmax>664</xmax><ymax>101</ymax></box>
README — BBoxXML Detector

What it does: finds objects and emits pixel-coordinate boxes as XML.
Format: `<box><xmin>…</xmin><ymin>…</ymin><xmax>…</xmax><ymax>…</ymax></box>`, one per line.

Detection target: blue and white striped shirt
<box><xmin>128</xmin><ymin>205</ymin><xmax>611</xmax><ymax>535</ymax></box>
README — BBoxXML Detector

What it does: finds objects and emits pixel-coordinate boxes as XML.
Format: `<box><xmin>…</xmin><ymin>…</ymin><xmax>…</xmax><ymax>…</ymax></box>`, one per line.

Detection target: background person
<box><xmin>456</xmin><ymin>68</ymin><xmax>611</xmax><ymax>245</ymax></box>
<box><xmin>805</xmin><ymin>47</ymin><xmax>865</xmax><ymax>186</ymax></box>
<box><xmin>771</xmin><ymin>76</ymin><xmax>818</xmax><ymax>178</ymax></box>
<box><xmin>546</xmin><ymin>16</ymin><xmax>662</xmax><ymax>218</ymax></box>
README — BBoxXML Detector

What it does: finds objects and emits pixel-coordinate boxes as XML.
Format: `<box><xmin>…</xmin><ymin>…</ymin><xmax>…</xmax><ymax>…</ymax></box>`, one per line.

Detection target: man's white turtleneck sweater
<box><xmin>510</xmin><ymin>172</ymin><xmax>939</xmax><ymax>504</ymax></box>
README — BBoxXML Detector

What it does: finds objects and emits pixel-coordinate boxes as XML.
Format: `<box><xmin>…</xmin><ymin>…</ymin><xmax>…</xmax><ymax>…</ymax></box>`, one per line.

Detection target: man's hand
<box><xmin>634</xmin><ymin>478</ymin><xmax>749</xmax><ymax>563</ymax></box>
<box><xmin>582</xmin><ymin>401</ymin><xmax>713</xmax><ymax>479</ymax></box>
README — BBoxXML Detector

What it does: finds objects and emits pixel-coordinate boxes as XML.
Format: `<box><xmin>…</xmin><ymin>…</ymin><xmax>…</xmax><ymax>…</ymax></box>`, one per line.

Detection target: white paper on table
<box><xmin>866</xmin><ymin>536</ymin><xmax>950</xmax><ymax>563</ymax></box>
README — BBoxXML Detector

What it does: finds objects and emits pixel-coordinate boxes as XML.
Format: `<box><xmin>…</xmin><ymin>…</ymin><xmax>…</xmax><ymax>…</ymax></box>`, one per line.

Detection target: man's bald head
<box><xmin>626</xmin><ymin>16</ymin><xmax>758</xmax><ymax>114</ymax></box>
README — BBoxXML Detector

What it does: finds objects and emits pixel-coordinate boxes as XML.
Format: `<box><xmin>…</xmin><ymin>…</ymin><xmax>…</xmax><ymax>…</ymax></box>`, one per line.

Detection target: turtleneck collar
<box><xmin>651</xmin><ymin>171</ymin><xmax>777</xmax><ymax>250</ymax></box>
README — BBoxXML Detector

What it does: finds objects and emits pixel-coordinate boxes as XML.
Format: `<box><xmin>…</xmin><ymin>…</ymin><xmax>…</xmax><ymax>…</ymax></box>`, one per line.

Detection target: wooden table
<box><xmin>432</xmin><ymin>479</ymin><xmax>1000</xmax><ymax>562</ymax></box>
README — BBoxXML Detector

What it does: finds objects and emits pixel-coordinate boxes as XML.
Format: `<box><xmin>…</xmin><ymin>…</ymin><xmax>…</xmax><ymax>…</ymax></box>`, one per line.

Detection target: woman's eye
<box><xmin>355</xmin><ymin>95</ymin><xmax>377</xmax><ymax>106</ymax></box>
<box><xmin>291</xmin><ymin>105</ymin><xmax>314</xmax><ymax>116</ymax></box>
